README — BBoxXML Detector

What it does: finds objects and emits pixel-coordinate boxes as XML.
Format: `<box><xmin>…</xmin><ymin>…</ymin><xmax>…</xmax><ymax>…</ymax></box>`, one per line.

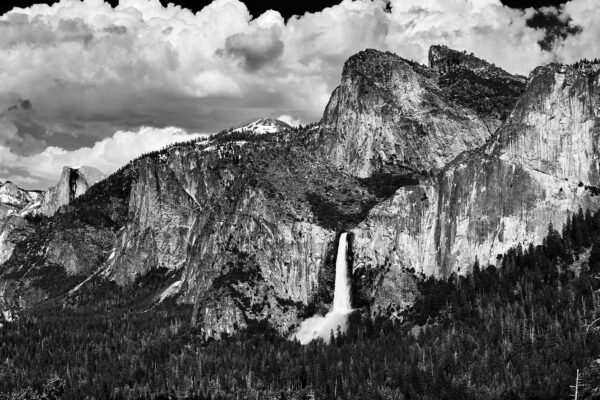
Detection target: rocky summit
<box><xmin>1</xmin><ymin>46</ymin><xmax>600</xmax><ymax>339</ymax></box>
<box><xmin>41</xmin><ymin>166</ymin><xmax>106</xmax><ymax>216</ymax></box>
<box><xmin>230</xmin><ymin>118</ymin><xmax>292</xmax><ymax>135</ymax></box>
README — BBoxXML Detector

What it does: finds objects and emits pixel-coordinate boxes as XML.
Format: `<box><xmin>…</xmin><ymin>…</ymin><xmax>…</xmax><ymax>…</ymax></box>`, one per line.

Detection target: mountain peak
<box><xmin>428</xmin><ymin>45</ymin><xmax>524</xmax><ymax>82</ymax></box>
<box><xmin>428</xmin><ymin>45</ymin><xmax>491</xmax><ymax>72</ymax></box>
<box><xmin>63</xmin><ymin>165</ymin><xmax>105</xmax><ymax>185</ymax></box>
<box><xmin>231</xmin><ymin>118</ymin><xmax>291</xmax><ymax>135</ymax></box>
<box><xmin>0</xmin><ymin>180</ymin><xmax>42</xmax><ymax>212</ymax></box>
<box><xmin>41</xmin><ymin>165</ymin><xmax>106</xmax><ymax>216</ymax></box>
<box><xmin>342</xmin><ymin>49</ymin><xmax>430</xmax><ymax>79</ymax></box>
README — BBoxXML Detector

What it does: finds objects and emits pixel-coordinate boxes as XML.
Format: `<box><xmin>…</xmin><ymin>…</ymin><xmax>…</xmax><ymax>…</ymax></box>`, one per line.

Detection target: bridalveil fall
<box><xmin>292</xmin><ymin>233</ymin><xmax>352</xmax><ymax>344</ymax></box>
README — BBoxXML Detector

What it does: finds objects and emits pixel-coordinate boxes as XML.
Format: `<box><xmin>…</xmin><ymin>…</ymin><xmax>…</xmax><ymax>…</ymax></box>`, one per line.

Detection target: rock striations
<box><xmin>1</xmin><ymin>47</ymin><xmax>600</xmax><ymax>337</ymax></box>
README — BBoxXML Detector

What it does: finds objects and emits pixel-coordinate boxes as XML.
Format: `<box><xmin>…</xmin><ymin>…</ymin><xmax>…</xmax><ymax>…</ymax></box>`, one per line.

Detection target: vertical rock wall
<box><xmin>351</xmin><ymin>63</ymin><xmax>600</xmax><ymax>312</ymax></box>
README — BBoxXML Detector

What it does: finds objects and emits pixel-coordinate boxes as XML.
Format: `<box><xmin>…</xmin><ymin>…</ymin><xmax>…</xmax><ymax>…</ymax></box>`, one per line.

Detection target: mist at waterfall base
<box><xmin>292</xmin><ymin>233</ymin><xmax>353</xmax><ymax>345</ymax></box>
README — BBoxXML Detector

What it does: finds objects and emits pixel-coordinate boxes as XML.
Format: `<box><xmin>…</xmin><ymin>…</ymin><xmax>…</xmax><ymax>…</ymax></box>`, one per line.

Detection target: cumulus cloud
<box><xmin>1</xmin><ymin>0</ymin><xmax>600</xmax><ymax>188</ymax></box>
<box><xmin>552</xmin><ymin>0</ymin><xmax>600</xmax><ymax>63</ymax></box>
<box><xmin>526</xmin><ymin>7</ymin><xmax>581</xmax><ymax>51</ymax></box>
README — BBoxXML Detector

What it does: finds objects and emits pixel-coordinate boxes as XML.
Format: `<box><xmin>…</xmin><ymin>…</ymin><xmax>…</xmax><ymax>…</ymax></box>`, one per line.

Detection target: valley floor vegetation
<box><xmin>3</xmin><ymin>208</ymin><xmax>600</xmax><ymax>399</ymax></box>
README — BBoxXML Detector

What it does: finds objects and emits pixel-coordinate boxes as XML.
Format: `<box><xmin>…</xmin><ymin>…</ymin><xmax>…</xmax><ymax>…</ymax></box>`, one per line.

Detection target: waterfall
<box><xmin>332</xmin><ymin>233</ymin><xmax>352</xmax><ymax>313</ymax></box>
<box><xmin>292</xmin><ymin>233</ymin><xmax>352</xmax><ymax>344</ymax></box>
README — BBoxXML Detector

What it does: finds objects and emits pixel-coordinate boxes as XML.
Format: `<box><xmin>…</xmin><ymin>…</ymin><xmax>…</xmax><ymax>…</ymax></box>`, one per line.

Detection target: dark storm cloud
<box><xmin>103</xmin><ymin>25</ymin><xmax>127</xmax><ymax>35</ymax></box>
<box><xmin>223</xmin><ymin>28</ymin><xmax>285</xmax><ymax>71</ymax></box>
<box><xmin>0</xmin><ymin>98</ymin><xmax>48</xmax><ymax>156</ymax></box>
<box><xmin>527</xmin><ymin>9</ymin><xmax>582</xmax><ymax>51</ymax></box>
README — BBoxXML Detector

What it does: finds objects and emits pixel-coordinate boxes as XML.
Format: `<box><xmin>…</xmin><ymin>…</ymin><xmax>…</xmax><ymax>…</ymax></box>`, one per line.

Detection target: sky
<box><xmin>0</xmin><ymin>0</ymin><xmax>598</xmax><ymax>189</ymax></box>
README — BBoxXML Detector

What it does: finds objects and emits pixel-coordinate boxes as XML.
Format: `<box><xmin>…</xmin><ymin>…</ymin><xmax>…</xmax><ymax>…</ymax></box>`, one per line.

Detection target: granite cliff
<box><xmin>41</xmin><ymin>166</ymin><xmax>105</xmax><ymax>216</ymax></box>
<box><xmin>0</xmin><ymin>181</ymin><xmax>43</xmax><ymax>265</ymax></box>
<box><xmin>317</xmin><ymin>48</ymin><xmax>525</xmax><ymax>178</ymax></box>
<box><xmin>351</xmin><ymin>59</ymin><xmax>600</xmax><ymax>313</ymax></box>
<box><xmin>0</xmin><ymin>166</ymin><xmax>105</xmax><ymax>268</ymax></box>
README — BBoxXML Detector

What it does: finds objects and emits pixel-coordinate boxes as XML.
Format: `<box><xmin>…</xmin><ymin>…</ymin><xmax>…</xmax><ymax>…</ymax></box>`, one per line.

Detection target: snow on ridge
<box><xmin>231</xmin><ymin>118</ymin><xmax>291</xmax><ymax>135</ymax></box>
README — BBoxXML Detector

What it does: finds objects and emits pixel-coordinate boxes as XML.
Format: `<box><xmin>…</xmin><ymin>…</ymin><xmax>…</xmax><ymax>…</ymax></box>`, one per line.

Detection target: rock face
<box><xmin>0</xmin><ymin>167</ymin><xmax>103</xmax><ymax>268</ymax></box>
<box><xmin>428</xmin><ymin>45</ymin><xmax>527</xmax><ymax>129</ymax></box>
<box><xmin>0</xmin><ymin>181</ymin><xmax>43</xmax><ymax>218</ymax></box>
<box><xmin>101</xmin><ymin>141</ymin><xmax>368</xmax><ymax>337</ymax></box>
<box><xmin>429</xmin><ymin>45</ymin><xmax>515</xmax><ymax>77</ymax></box>
<box><xmin>41</xmin><ymin>166</ymin><xmax>105</xmax><ymax>216</ymax></box>
<box><xmin>316</xmin><ymin>49</ymin><xmax>524</xmax><ymax>178</ymax></box>
<box><xmin>351</xmin><ymin>61</ymin><xmax>600</xmax><ymax>311</ymax></box>
<box><xmin>0</xmin><ymin>181</ymin><xmax>43</xmax><ymax>265</ymax></box>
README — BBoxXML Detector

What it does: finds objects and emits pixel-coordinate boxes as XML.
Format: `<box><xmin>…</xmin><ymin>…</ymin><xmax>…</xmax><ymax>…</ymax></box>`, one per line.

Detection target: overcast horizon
<box><xmin>1</xmin><ymin>0</ymin><xmax>598</xmax><ymax>189</ymax></box>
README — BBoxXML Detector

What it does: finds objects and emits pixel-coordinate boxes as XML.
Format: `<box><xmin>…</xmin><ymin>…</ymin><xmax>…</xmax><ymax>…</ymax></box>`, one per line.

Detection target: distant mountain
<box><xmin>41</xmin><ymin>166</ymin><xmax>106</xmax><ymax>216</ymax></box>
<box><xmin>230</xmin><ymin>118</ymin><xmax>292</xmax><ymax>135</ymax></box>
<box><xmin>0</xmin><ymin>166</ymin><xmax>104</xmax><ymax>267</ymax></box>
<box><xmin>0</xmin><ymin>181</ymin><xmax>43</xmax><ymax>265</ymax></box>
<box><xmin>0</xmin><ymin>181</ymin><xmax>42</xmax><ymax>216</ymax></box>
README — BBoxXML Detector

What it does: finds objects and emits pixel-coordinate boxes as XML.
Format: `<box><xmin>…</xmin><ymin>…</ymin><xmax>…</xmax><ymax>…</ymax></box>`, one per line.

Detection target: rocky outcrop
<box><xmin>0</xmin><ymin>181</ymin><xmax>43</xmax><ymax>265</ymax></box>
<box><xmin>0</xmin><ymin>167</ymin><xmax>103</xmax><ymax>269</ymax></box>
<box><xmin>102</xmin><ymin>144</ymin><xmax>338</xmax><ymax>337</ymax></box>
<box><xmin>0</xmin><ymin>181</ymin><xmax>43</xmax><ymax>218</ymax></box>
<box><xmin>316</xmin><ymin>49</ymin><xmax>524</xmax><ymax>178</ymax></box>
<box><xmin>428</xmin><ymin>45</ymin><xmax>527</xmax><ymax>129</ymax></box>
<box><xmin>351</xmin><ymin>61</ymin><xmax>600</xmax><ymax>312</ymax></box>
<box><xmin>41</xmin><ymin>166</ymin><xmax>105</xmax><ymax>216</ymax></box>
<box><xmin>0</xmin><ymin>216</ymin><xmax>32</xmax><ymax>265</ymax></box>
<box><xmin>428</xmin><ymin>45</ymin><xmax>518</xmax><ymax>79</ymax></box>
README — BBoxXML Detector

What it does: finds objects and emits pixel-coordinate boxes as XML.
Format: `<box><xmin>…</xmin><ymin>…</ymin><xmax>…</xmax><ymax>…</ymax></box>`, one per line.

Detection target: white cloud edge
<box><xmin>1</xmin><ymin>126</ymin><xmax>208</xmax><ymax>189</ymax></box>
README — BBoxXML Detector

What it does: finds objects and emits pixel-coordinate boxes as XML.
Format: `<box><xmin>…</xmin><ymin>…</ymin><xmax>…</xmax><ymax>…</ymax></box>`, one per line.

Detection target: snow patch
<box><xmin>159</xmin><ymin>280</ymin><xmax>182</xmax><ymax>303</ymax></box>
<box><xmin>183</xmin><ymin>188</ymin><xmax>202</xmax><ymax>208</ymax></box>
<box><xmin>2</xmin><ymin>310</ymin><xmax>14</xmax><ymax>323</ymax></box>
<box><xmin>231</xmin><ymin>118</ymin><xmax>290</xmax><ymax>135</ymax></box>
